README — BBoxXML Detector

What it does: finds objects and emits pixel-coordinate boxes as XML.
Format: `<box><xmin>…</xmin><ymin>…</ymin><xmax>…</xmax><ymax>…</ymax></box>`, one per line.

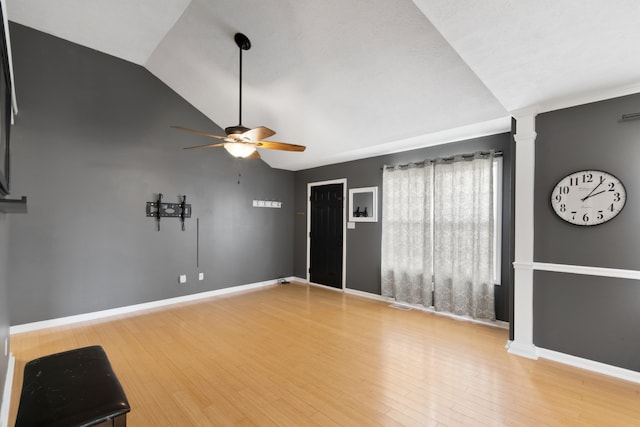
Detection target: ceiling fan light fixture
<box><xmin>224</xmin><ymin>142</ymin><xmax>257</xmax><ymax>158</ymax></box>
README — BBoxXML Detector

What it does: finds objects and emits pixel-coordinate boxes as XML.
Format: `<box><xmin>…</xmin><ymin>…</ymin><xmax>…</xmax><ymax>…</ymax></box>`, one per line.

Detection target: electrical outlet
<box><xmin>198</xmin><ymin>273</ymin><xmax>204</xmax><ymax>281</ymax></box>
<box><xmin>179</xmin><ymin>274</ymin><xmax>187</xmax><ymax>284</ymax></box>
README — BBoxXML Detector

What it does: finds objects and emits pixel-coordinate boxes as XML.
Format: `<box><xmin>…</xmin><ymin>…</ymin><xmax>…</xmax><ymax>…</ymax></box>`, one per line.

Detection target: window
<box><xmin>382</xmin><ymin>152</ymin><xmax>502</xmax><ymax>320</ymax></box>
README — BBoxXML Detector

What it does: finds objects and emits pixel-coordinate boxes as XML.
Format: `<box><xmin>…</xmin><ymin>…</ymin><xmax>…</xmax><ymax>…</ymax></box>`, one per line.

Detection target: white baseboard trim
<box><xmin>1</xmin><ymin>353</ymin><xmax>15</xmax><ymax>427</ymax></box>
<box><xmin>537</xmin><ymin>347</ymin><xmax>640</xmax><ymax>384</ymax></box>
<box><xmin>297</xmin><ymin>280</ymin><xmax>508</xmax><ymax>329</ymax></box>
<box><xmin>344</xmin><ymin>288</ymin><xmax>394</xmax><ymax>303</ymax></box>
<box><xmin>294</xmin><ymin>278</ymin><xmax>394</xmax><ymax>302</ymax></box>
<box><xmin>10</xmin><ymin>279</ymin><xmax>282</xmax><ymax>335</ymax></box>
<box><xmin>305</xmin><ymin>280</ymin><xmax>344</xmax><ymax>292</ymax></box>
<box><xmin>506</xmin><ymin>340</ymin><xmax>539</xmax><ymax>360</ymax></box>
<box><xmin>505</xmin><ymin>341</ymin><xmax>640</xmax><ymax>384</ymax></box>
<box><xmin>291</xmin><ymin>276</ymin><xmax>394</xmax><ymax>302</ymax></box>
<box><xmin>391</xmin><ymin>301</ymin><xmax>509</xmax><ymax>330</ymax></box>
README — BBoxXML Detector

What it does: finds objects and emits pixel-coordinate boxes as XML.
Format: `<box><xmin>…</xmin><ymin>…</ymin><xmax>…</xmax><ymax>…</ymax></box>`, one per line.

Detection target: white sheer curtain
<box><xmin>433</xmin><ymin>153</ymin><xmax>495</xmax><ymax>320</ymax></box>
<box><xmin>381</xmin><ymin>163</ymin><xmax>433</xmax><ymax>305</ymax></box>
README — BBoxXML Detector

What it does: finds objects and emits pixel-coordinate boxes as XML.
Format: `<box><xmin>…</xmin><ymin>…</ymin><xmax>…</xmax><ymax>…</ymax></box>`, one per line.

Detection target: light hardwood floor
<box><xmin>8</xmin><ymin>282</ymin><xmax>640</xmax><ymax>426</ymax></box>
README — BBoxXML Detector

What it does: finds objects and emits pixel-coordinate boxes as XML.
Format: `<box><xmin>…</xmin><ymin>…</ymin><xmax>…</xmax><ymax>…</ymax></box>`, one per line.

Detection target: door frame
<box><xmin>307</xmin><ymin>178</ymin><xmax>347</xmax><ymax>290</ymax></box>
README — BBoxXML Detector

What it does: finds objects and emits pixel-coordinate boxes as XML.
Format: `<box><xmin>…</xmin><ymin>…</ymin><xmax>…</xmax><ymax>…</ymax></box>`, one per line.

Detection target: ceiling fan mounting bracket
<box><xmin>225</xmin><ymin>125</ymin><xmax>250</xmax><ymax>135</ymax></box>
<box><xmin>234</xmin><ymin>33</ymin><xmax>251</xmax><ymax>51</ymax></box>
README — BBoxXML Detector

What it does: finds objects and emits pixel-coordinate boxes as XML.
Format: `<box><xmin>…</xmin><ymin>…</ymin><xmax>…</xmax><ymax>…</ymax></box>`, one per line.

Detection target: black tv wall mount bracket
<box><xmin>146</xmin><ymin>194</ymin><xmax>191</xmax><ymax>231</ymax></box>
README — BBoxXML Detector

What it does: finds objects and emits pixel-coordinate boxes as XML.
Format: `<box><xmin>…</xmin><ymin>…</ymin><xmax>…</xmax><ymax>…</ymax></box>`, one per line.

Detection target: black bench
<box><xmin>15</xmin><ymin>345</ymin><xmax>131</xmax><ymax>427</ymax></box>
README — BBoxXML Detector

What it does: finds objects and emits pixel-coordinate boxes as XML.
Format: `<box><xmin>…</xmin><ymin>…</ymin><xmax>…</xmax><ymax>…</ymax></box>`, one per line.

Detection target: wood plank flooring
<box><xmin>8</xmin><ymin>282</ymin><xmax>640</xmax><ymax>426</ymax></box>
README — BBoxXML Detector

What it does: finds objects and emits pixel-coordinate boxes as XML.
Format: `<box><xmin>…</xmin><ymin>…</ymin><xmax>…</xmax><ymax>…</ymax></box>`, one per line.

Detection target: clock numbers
<box><xmin>550</xmin><ymin>170</ymin><xmax>626</xmax><ymax>226</ymax></box>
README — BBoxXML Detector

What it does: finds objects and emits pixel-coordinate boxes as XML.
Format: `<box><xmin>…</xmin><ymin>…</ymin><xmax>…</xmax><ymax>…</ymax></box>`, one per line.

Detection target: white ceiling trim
<box><xmin>285</xmin><ymin>116</ymin><xmax>512</xmax><ymax>171</ymax></box>
<box><xmin>536</xmin><ymin>81</ymin><xmax>640</xmax><ymax>116</ymax></box>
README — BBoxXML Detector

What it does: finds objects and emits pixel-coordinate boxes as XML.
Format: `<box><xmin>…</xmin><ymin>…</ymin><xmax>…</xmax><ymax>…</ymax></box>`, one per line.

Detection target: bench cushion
<box><xmin>15</xmin><ymin>345</ymin><xmax>130</xmax><ymax>427</ymax></box>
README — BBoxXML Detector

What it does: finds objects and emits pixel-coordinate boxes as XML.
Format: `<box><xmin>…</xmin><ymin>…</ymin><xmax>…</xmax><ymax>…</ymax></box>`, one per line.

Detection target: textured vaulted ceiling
<box><xmin>6</xmin><ymin>0</ymin><xmax>640</xmax><ymax>170</ymax></box>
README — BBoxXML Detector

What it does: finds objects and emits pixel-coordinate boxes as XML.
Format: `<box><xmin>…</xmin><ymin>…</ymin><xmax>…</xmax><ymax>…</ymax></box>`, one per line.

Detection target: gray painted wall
<box><xmin>534</xmin><ymin>271</ymin><xmax>640</xmax><ymax>371</ymax></box>
<box><xmin>0</xmin><ymin>213</ymin><xmax>9</xmax><ymax>404</ymax></box>
<box><xmin>7</xmin><ymin>23</ymin><xmax>294</xmax><ymax>325</ymax></box>
<box><xmin>294</xmin><ymin>132</ymin><xmax>514</xmax><ymax>322</ymax></box>
<box><xmin>534</xmin><ymin>92</ymin><xmax>640</xmax><ymax>371</ymax></box>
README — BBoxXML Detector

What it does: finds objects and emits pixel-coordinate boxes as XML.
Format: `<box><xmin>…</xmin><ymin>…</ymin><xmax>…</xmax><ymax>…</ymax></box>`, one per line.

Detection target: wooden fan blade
<box><xmin>241</xmin><ymin>126</ymin><xmax>275</xmax><ymax>142</ymax></box>
<box><xmin>171</xmin><ymin>125</ymin><xmax>226</xmax><ymax>140</ymax></box>
<box><xmin>247</xmin><ymin>150</ymin><xmax>261</xmax><ymax>160</ymax></box>
<box><xmin>183</xmin><ymin>142</ymin><xmax>225</xmax><ymax>150</ymax></box>
<box><xmin>255</xmin><ymin>141</ymin><xmax>306</xmax><ymax>152</ymax></box>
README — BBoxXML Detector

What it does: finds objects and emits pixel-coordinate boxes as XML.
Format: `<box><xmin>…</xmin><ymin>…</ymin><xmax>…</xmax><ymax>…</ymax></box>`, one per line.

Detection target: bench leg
<box><xmin>112</xmin><ymin>414</ymin><xmax>127</xmax><ymax>427</ymax></box>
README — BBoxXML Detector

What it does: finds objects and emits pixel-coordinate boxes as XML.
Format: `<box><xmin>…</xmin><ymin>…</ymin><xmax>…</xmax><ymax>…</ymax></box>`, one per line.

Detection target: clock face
<box><xmin>551</xmin><ymin>170</ymin><xmax>626</xmax><ymax>226</ymax></box>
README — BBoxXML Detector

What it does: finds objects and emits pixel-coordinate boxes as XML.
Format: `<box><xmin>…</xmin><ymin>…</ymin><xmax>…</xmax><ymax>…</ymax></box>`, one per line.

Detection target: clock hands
<box><xmin>581</xmin><ymin>177</ymin><xmax>606</xmax><ymax>202</ymax></box>
<box><xmin>582</xmin><ymin>189</ymin><xmax>606</xmax><ymax>201</ymax></box>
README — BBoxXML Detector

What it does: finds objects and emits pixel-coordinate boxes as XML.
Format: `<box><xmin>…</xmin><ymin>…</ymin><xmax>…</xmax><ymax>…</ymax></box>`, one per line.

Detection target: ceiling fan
<box><xmin>171</xmin><ymin>33</ymin><xmax>306</xmax><ymax>159</ymax></box>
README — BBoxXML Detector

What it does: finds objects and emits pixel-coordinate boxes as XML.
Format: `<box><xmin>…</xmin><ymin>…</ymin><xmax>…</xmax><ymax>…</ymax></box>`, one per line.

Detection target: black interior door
<box><xmin>310</xmin><ymin>183</ymin><xmax>344</xmax><ymax>288</ymax></box>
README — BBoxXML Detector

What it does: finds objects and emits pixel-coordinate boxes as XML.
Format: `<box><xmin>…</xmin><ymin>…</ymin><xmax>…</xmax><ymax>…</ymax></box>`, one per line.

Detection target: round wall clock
<box><xmin>550</xmin><ymin>170</ymin><xmax>626</xmax><ymax>226</ymax></box>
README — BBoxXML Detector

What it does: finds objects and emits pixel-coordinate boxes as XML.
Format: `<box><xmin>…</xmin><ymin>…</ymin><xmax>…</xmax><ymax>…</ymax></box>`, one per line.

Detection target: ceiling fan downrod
<box><xmin>233</xmin><ymin>33</ymin><xmax>251</xmax><ymax>133</ymax></box>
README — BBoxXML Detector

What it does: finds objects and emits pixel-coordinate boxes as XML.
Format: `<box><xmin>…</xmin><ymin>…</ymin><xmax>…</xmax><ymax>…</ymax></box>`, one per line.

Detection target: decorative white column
<box><xmin>508</xmin><ymin>110</ymin><xmax>539</xmax><ymax>359</ymax></box>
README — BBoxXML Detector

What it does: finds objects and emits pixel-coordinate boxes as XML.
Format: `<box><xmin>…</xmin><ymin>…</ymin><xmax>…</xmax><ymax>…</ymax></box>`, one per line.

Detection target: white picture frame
<box><xmin>349</xmin><ymin>187</ymin><xmax>377</xmax><ymax>222</ymax></box>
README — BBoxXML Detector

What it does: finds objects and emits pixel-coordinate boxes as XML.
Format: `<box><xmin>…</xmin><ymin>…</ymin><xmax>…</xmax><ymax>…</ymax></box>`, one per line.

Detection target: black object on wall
<box><xmin>0</xmin><ymin>195</ymin><xmax>27</xmax><ymax>213</ymax></box>
<box><xmin>0</xmin><ymin>6</ymin><xmax>12</xmax><ymax>197</ymax></box>
<box><xmin>146</xmin><ymin>194</ymin><xmax>192</xmax><ymax>231</ymax></box>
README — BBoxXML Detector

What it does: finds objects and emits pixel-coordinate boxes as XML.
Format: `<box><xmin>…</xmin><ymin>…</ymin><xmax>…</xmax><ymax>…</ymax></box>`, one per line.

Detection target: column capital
<box><xmin>514</xmin><ymin>131</ymin><xmax>537</xmax><ymax>144</ymax></box>
<box><xmin>513</xmin><ymin>112</ymin><xmax>538</xmax><ymax>141</ymax></box>
<box><xmin>511</xmin><ymin>106</ymin><xmax>540</xmax><ymax>121</ymax></box>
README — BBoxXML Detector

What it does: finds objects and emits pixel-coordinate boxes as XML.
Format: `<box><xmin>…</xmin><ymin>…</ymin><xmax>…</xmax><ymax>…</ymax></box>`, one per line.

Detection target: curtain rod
<box><xmin>381</xmin><ymin>150</ymin><xmax>503</xmax><ymax>171</ymax></box>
